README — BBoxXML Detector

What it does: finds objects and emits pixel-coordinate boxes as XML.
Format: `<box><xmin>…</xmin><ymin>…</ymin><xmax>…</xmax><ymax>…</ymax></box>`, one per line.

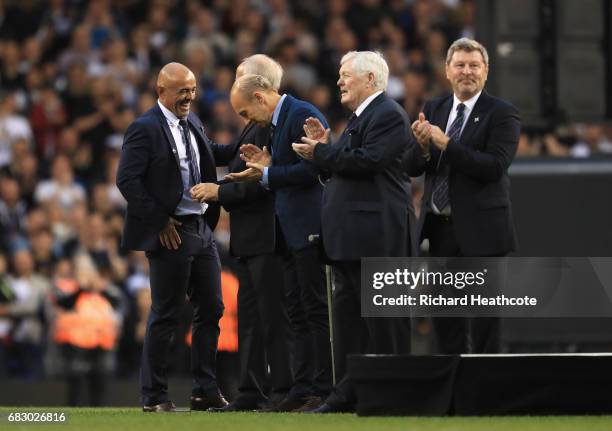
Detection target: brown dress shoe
<box><xmin>143</xmin><ymin>401</ymin><xmax>178</xmax><ymax>412</ymax></box>
<box><xmin>190</xmin><ymin>393</ymin><xmax>229</xmax><ymax>411</ymax></box>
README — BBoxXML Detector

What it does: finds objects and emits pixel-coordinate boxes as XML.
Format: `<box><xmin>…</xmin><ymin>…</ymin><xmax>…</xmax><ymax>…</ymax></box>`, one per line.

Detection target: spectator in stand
<box><xmin>29</xmin><ymin>87</ymin><xmax>67</xmax><ymax>160</ymax></box>
<box><xmin>51</xmin><ymin>254</ymin><xmax>122</xmax><ymax>406</ymax></box>
<box><xmin>570</xmin><ymin>124</ymin><xmax>612</xmax><ymax>158</ymax></box>
<box><xmin>0</xmin><ymin>249</ymin><xmax>51</xmax><ymax>378</ymax></box>
<box><xmin>0</xmin><ymin>91</ymin><xmax>34</xmax><ymax>169</ymax></box>
<box><xmin>75</xmin><ymin>212</ymin><xmax>127</xmax><ymax>285</ymax></box>
<box><xmin>29</xmin><ymin>228</ymin><xmax>58</xmax><ymax>278</ymax></box>
<box><xmin>34</xmin><ymin>154</ymin><xmax>86</xmax><ymax>212</ymax></box>
<box><xmin>0</xmin><ymin>176</ymin><xmax>28</xmax><ymax>253</ymax></box>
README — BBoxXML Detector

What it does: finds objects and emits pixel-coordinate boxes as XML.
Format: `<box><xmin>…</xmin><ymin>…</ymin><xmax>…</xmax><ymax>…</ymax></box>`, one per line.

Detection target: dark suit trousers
<box><xmin>235</xmin><ymin>253</ymin><xmax>293</xmax><ymax>403</ymax></box>
<box><xmin>282</xmin><ymin>244</ymin><xmax>332</xmax><ymax>398</ymax></box>
<box><xmin>141</xmin><ymin>215</ymin><xmax>223</xmax><ymax>406</ymax></box>
<box><xmin>326</xmin><ymin>262</ymin><xmax>411</xmax><ymax>409</ymax></box>
<box><xmin>424</xmin><ymin>213</ymin><xmax>501</xmax><ymax>354</ymax></box>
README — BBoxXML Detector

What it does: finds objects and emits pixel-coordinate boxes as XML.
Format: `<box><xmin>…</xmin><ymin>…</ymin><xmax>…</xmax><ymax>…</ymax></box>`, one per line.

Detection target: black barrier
<box><xmin>350</xmin><ymin>354</ymin><xmax>612</xmax><ymax>416</ymax></box>
<box><xmin>509</xmin><ymin>159</ymin><xmax>612</xmax><ymax>257</ymax></box>
<box><xmin>505</xmin><ymin>159</ymin><xmax>612</xmax><ymax>347</ymax></box>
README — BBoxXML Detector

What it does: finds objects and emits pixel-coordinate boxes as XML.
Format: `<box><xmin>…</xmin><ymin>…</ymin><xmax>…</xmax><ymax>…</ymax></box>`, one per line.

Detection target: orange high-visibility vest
<box><xmin>186</xmin><ymin>270</ymin><xmax>238</xmax><ymax>352</ymax></box>
<box><xmin>53</xmin><ymin>279</ymin><xmax>119</xmax><ymax>350</ymax></box>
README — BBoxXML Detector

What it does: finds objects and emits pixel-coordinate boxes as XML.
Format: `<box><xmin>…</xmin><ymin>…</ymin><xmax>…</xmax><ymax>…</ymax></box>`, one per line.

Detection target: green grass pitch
<box><xmin>1</xmin><ymin>408</ymin><xmax>612</xmax><ymax>431</ymax></box>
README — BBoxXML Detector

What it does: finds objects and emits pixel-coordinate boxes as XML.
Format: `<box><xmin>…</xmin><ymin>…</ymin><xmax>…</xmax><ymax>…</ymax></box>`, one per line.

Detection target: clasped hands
<box><xmin>224</xmin><ymin>117</ymin><xmax>332</xmax><ymax>183</ymax></box>
<box><xmin>411</xmin><ymin>112</ymin><xmax>451</xmax><ymax>152</ymax></box>
<box><xmin>223</xmin><ymin>144</ymin><xmax>272</xmax><ymax>182</ymax></box>
<box><xmin>292</xmin><ymin>117</ymin><xmax>331</xmax><ymax>160</ymax></box>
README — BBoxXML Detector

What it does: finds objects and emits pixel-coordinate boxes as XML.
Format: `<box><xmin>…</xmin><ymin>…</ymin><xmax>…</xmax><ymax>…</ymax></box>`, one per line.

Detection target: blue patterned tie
<box><xmin>432</xmin><ymin>103</ymin><xmax>465</xmax><ymax>212</ymax></box>
<box><xmin>179</xmin><ymin>119</ymin><xmax>201</xmax><ymax>186</ymax></box>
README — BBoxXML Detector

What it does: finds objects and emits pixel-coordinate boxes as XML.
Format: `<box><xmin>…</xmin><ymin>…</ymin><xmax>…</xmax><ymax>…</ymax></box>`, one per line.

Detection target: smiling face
<box><xmin>337</xmin><ymin>59</ymin><xmax>373</xmax><ymax>112</ymax></box>
<box><xmin>157</xmin><ymin>66</ymin><xmax>197</xmax><ymax>118</ymax></box>
<box><xmin>445</xmin><ymin>49</ymin><xmax>489</xmax><ymax>101</ymax></box>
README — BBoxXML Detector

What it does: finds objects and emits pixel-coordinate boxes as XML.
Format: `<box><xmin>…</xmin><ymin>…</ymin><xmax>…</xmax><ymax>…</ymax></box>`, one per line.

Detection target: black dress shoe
<box><xmin>208</xmin><ymin>400</ymin><xmax>259</xmax><ymax>412</ymax></box>
<box><xmin>143</xmin><ymin>401</ymin><xmax>178</xmax><ymax>412</ymax></box>
<box><xmin>257</xmin><ymin>395</ymin><xmax>318</xmax><ymax>413</ymax></box>
<box><xmin>190</xmin><ymin>393</ymin><xmax>229</xmax><ymax>411</ymax></box>
<box><xmin>305</xmin><ymin>402</ymin><xmax>347</xmax><ymax>414</ymax></box>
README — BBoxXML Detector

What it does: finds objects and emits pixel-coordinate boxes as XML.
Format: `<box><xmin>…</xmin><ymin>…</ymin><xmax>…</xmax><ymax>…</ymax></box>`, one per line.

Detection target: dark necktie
<box><xmin>432</xmin><ymin>103</ymin><xmax>466</xmax><ymax>212</ymax></box>
<box><xmin>343</xmin><ymin>113</ymin><xmax>357</xmax><ymax>136</ymax></box>
<box><xmin>268</xmin><ymin>123</ymin><xmax>276</xmax><ymax>155</ymax></box>
<box><xmin>269</xmin><ymin>123</ymin><xmax>276</xmax><ymax>140</ymax></box>
<box><xmin>178</xmin><ymin>119</ymin><xmax>201</xmax><ymax>186</ymax></box>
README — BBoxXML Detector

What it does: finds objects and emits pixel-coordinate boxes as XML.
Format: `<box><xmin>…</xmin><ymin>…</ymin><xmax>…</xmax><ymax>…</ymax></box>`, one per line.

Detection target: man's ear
<box><xmin>368</xmin><ymin>72</ymin><xmax>375</xmax><ymax>86</ymax></box>
<box><xmin>254</xmin><ymin>92</ymin><xmax>264</xmax><ymax>105</ymax></box>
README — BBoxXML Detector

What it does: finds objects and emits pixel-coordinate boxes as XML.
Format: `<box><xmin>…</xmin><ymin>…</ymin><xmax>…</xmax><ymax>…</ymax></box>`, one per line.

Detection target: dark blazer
<box><xmin>117</xmin><ymin>104</ymin><xmax>220</xmax><ymax>251</ymax></box>
<box><xmin>313</xmin><ymin>92</ymin><xmax>418</xmax><ymax>261</ymax></box>
<box><xmin>407</xmin><ymin>91</ymin><xmax>520</xmax><ymax>256</ymax></box>
<box><xmin>211</xmin><ymin>122</ymin><xmax>276</xmax><ymax>257</ymax></box>
<box><xmin>267</xmin><ymin>94</ymin><xmax>328</xmax><ymax>250</ymax></box>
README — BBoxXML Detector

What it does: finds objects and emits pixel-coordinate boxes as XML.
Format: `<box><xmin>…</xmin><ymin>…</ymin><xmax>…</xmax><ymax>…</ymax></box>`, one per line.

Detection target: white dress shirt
<box><xmin>157</xmin><ymin>100</ymin><xmax>207</xmax><ymax>215</ymax></box>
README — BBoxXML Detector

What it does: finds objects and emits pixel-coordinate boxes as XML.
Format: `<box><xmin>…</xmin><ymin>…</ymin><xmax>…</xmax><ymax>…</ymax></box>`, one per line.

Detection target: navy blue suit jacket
<box><xmin>406</xmin><ymin>91</ymin><xmax>520</xmax><ymax>256</ymax></box>
<box><xmin>210</xmin><ymin>122</ymin><xmax>276</xmax><ymax>257</ymax></box>
<box><xmin>266</xmin><ymin>94</ymin><xmax>328</xmax><ymax>250</ymax></box>
<box><xmin>117</xmin><ymin>104</ymin><xmax>220</xmax><ymax>251</ymax></box>
<box><xmin>313</xmin><ymin>92</ymin><xmax>418</xmax><ymax>260</ymax></box>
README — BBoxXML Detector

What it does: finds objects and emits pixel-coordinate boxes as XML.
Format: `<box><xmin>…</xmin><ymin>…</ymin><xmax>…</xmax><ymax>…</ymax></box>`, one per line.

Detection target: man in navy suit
<box><xmin>293</xmin><ymin>50</ymin><xmax>418</xmax><ymax>413</ymax></box>
<box><xmin>191</xmin><ymin>55</ymin><xmax>293</xmax><ymax>411</ymax></box>
<box><xmin>116</xmin><ymin>63</ymin><xmax>228</xmax><ymax>412</ymax></box>
<box><xmin>408</xmin><ymin>38</ymin><xmax>521</xmax><ymax>353</ymax></box>
<box><xmin>226</xmin><ymin>74</ymin><xmax>332</xmax><ymax>411</ymax></box>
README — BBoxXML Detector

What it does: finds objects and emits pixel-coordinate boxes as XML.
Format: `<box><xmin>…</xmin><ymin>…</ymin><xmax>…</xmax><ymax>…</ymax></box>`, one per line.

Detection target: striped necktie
<box><xmin>179</xmin><ymin>119</ymin><xmax>201</xmax><ymax>186</ymax></box>
<box><xmin>431</xmin><ymin>103</ymin><xmax>466</xmax><ymax>212</ymax></box>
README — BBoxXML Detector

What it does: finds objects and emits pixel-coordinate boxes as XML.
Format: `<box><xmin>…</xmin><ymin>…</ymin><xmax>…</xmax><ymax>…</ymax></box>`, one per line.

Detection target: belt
<box><xmin>173</xmin><ymin>213</ymin><xmax>204</xmax><ymax>223</ymax></box>
<box><xmin>430</xmin><ymin>213</ymin><xmax>452</xmax><ymax>223</ymax></box>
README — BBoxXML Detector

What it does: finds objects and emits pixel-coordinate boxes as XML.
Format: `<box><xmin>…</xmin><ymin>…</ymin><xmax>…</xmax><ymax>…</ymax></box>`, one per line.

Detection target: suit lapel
<box><xmin>430</xmin><ymin>96</ymin><xmax>453</xmax><ymax>166</ymax></box>
<box><xmin>357</xmin><ymin>92</ymin><xmax>386</xmax><ymax>119</ymax></box>
<box><xmin>338</xmin><ymin>92</ymin><xmax>386</xmax><ymax>147</ymax></box>
<box><xmin>434</xmin><ymin>95</ymin><xmax>453</xmax><ymax>131</ymax></box>
<box><xmin>458</xmin><ymin>91</ymin><xmax>490</xmax><ymax>148</ymax></box>
<box><xmin>272</xmin><ymin>95</ymin><xmax>293</xmax><ymax>158</ymax></box>
<box><xmin>188</xmin><ymin>114</ymin><xmax>216</xmax><ymax>182</ymax></box>
<box><xmin>238</xmin><ymin>121</ymin><xmax>256</xmax><ymax>143</ymax></box>
<box><xmin>155</xmin><ymin>105</ymin><xmax>181</xmax><ymax>167</ymax></box>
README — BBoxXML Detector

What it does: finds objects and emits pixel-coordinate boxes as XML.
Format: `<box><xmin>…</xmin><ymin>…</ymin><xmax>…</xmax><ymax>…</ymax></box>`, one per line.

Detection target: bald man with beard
<box><xmin>117</xmin><ymin>63</ymin><xmax>228</xmax><ymax>412</ymax></box>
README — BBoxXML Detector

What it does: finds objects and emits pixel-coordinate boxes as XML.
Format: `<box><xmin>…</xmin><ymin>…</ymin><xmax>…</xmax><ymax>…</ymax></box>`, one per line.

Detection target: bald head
<box><xmin>157</xmin><ymin>62</ymin><xmax>193</xmax><ymax>86</ymax></box>
<box><xmin>232</xmin><ymin>74</ymin><xmax>275</xmax><ymax>100</ymax></box>
<box><xmin>230</xmin><ymin>74</ymin><xmax>280</xmax><ymax>126</ymax></box>
<box><xmin>157</xmin><ymin>62</ymin><xmax>197</xmax><ymax>118</ymax></box>
<box><xmin>236</xmin><ymin>54</ymin><xmax>284</xmax><ymax>91</ymax></box>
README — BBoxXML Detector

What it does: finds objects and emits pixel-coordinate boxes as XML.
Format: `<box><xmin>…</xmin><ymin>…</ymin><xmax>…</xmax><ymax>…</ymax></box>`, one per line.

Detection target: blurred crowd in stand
<box><xmin>0</xmin><ymin>0</ymin><xmax>610</xmax><ymax>405</ymax></box>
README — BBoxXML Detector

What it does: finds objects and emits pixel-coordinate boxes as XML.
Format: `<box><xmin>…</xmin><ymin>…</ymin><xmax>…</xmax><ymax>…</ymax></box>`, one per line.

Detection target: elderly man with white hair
<box><xmin>294</xmin><ymin>51</ymin><xmax>420</xmax><ymax>413</ymax></box>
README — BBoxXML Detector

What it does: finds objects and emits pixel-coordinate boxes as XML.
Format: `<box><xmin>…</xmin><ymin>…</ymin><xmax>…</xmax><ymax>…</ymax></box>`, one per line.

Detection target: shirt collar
<box><xmin>355</xmin><ymin>90</ymin><xmax>383</xmax><ymax>117</ymax></box>
<box><xmin>452</xmin><ymin>90</ymin><xmax>482</xmax><ymax>115</ymax></box>
<box><xmin>158</xmin><ymin>99</ymin><xmax>182</xmax><ymax>126</ymax></box>
<box><xmin>272</xmin><ymin>94</ymin><xmax>287</xmax><ymax>127</ymax></box>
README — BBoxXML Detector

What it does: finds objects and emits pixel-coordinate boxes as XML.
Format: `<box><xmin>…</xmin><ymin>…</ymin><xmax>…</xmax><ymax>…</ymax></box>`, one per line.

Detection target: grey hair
<box><xmin>233</xmin><ymin>73</ymin><xmax>275</xmax><ymax>100</ymax></box>
<box><xmin>340</xmin><ymin>51</ymin><xmax>389</xmax><ymax>91</ymax></box>
<box><xmin>445</xmin><ymin>37</ymin><xmax>489</xmax><ymax>65</ymax></box>
<box><xmin>238</xmin><ymin>54</ymin><xmax>284</xmax><ymax>91</ymax></box>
